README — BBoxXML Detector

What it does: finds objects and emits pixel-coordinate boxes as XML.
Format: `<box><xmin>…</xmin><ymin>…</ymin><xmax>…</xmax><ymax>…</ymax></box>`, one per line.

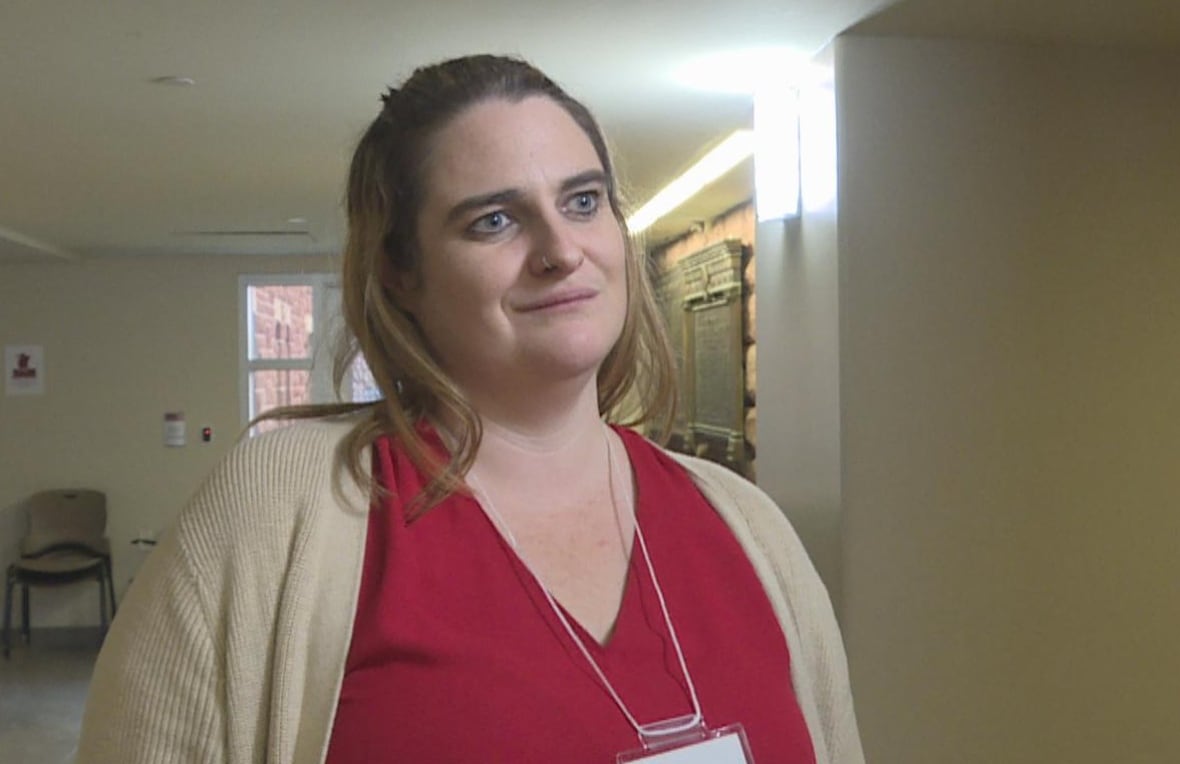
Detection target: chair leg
<box><xmin>98</xmin><ymin>575</ymin><xmax>108</xmax><ymax>637</ymax></box>
<box><xmin>3</xmin><ymin>568</ymin><xmax>14</xmax><ymax>659</ymax></box>
<box><xmin>105</xmin><ymin>560</ymin><xmax>118</xmax><ymax>618</ymax></box>
<box><xmin>20</xmin><ymin>584</ymin><xmax>30</xmax><ymax>645</ymax></box>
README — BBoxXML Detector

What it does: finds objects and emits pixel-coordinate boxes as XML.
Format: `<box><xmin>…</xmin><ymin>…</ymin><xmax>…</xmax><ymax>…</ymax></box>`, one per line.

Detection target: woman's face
<box><xmin>402</xmin><ymin>95</ymin><xmax>628</xmax><ymax>398</ymax></box>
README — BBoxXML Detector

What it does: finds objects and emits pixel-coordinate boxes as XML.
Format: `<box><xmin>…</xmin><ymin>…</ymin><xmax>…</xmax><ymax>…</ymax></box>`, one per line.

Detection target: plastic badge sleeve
<box><xmin>617</xmin><ymin>722</ymin><xmax>755</xmax><ymax>764</ymax></box>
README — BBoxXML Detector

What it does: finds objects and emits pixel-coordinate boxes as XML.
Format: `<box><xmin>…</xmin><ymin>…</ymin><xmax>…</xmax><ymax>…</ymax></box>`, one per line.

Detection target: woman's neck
<box><xmin>474</xmin><ymin>383</ymin><xmax>604</xmax><ymax>463</ymax></box>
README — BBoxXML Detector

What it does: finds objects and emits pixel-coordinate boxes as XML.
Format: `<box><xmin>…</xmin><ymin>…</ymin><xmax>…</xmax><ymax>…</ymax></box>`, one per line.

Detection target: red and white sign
<box><xmin>5</xmin><ymin>345</ymin><xmax>45</xmax><ymax>396</ymax></box>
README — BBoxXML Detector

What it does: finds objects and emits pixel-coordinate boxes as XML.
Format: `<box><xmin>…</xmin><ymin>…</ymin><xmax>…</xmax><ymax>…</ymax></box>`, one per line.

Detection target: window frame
<box><xmin>238</xmin><ymin>273</ymin><xmax>341</xmax><ymax>428</ymax></box>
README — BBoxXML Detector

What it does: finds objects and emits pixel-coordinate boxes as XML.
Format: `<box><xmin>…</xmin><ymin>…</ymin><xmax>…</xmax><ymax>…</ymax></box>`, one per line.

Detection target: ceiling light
<box><xmin>286</xmin><ymin>217</ymin><xmax>308</xmax><ymax>225</ymax></box>
<box><xmin>627</xmin><ymin>130</ymin><xmax>754</xmax><ymax>234</ymax></box>
<box><xmin>150</xmin><ymin>76</ymin><xmax>196</xmax><ymax>87</ymax></box>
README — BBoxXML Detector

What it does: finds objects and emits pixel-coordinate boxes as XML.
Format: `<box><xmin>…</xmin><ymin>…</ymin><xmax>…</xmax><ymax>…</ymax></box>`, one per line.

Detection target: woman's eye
<box><xmin>567</xmin><ymin>190</ymin><xmax>600</xmax><ymax>216</ymax></box>
<box><xmin>469</xmin><ymin>210</ymin><xmax>512</xmax><ymax>235</ymax></box>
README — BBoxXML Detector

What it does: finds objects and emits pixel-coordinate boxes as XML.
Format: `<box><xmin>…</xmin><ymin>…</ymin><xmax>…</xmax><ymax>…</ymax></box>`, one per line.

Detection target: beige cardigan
<box><xmin>77</xmin><ymin>418</ymin><xmax>863</xmax><ymax>763</ymax></box>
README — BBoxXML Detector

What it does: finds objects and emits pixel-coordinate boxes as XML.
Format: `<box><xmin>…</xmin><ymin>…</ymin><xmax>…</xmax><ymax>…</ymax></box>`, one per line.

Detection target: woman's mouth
<box><xmin>518</xmin><ymin>288</ymin><xmax>598</xmax><ymax>312</ymax></box>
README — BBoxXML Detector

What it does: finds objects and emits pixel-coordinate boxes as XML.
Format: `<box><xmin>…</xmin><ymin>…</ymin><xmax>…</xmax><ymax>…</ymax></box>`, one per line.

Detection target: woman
<box><xmin>77</xmin><ymin>55</ymin><xmax>862</xmax><ymax>763</ymax></box>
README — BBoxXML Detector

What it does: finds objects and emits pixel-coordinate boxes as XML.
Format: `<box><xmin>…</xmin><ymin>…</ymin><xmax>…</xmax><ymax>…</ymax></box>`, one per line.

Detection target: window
<box><xmin>239</xmin><ymin>274</ymin><xmax>380</xmax><ymax>433</ymax></box>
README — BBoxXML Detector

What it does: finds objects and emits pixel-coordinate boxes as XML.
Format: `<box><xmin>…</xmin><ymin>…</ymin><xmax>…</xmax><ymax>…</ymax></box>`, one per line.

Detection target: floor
<box><xmin>0</xmin><ymin>630</ymin><xmax>99</xmax><ymax>764</ymax></box>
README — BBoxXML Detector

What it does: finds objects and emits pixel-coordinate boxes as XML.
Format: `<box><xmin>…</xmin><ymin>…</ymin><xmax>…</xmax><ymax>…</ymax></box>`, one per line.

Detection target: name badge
<box><xmin>617</xmin><ymin>720</ymin><xmax>755</xmax><ymax>764</ymax></box>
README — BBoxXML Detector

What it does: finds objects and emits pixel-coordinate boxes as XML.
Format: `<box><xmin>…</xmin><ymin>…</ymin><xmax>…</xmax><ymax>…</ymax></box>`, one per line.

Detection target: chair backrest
<box><xmin>21</xmin><ymin>489</ymin><xmax>108</xmax><ymax>555</ymax></box>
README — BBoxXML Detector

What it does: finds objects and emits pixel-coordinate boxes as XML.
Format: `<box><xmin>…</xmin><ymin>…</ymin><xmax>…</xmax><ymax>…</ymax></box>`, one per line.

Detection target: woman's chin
<box><xmin>520</xmin><ymin>343</ymin><xmax>613</xmax><ymax>384</ymax></box>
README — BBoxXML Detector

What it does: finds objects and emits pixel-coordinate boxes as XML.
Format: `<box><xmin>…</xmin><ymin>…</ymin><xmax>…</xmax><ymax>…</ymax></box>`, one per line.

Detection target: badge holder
<box><xmin>617</xmin><ymin>715</ymin><xmax>755</xmax><ymax>763</ymax></box>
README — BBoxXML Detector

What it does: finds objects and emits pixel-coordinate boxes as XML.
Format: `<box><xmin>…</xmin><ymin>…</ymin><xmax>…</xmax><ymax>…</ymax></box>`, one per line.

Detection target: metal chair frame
<box><xmin>2</xmin><ymin>490</ymin><xmax>117</xmax><ymax>658</ymax></box>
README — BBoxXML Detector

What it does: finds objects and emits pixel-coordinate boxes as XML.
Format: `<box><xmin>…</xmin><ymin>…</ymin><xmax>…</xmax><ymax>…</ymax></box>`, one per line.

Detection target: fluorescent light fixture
<box><xmin>150</xmin><ymin>75</ymin><xmax>196</xmax><ymax>87</ymax></box>
<box><xmin>646</xmin><ymin>49</ymin><xmax>834</xmax><ymax>229</ymax></box>
<box><xmin>800</xmin><ymin>82</ymin><xmax>837</xmax><ymax>212</ymax></box>
<box><xmin>754</xmin><ymin>86</ymin><xmax>801</xmax><ymax>221</ymax></box>
<box><xmin>627</xmin><ymin>130</ymin><xmax>754</xmax><ymax>234</ymax></box>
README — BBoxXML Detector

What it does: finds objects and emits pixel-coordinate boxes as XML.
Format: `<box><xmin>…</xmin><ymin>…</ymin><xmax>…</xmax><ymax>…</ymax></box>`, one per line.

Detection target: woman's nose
<box><xmin>530</xmin><ymin>217</ymin><xmax>584</xmax><ymax>276</ymax></box>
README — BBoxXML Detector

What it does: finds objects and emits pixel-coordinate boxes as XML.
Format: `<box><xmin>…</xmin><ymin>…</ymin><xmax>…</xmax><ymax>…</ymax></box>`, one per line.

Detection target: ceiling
<box><xmin>0</xmin><ymin>0</ymin><xmax>890</xmax><ymax>263</ymax></box>
<box><xmin>3</xmin><ymin>1</ymin><xmax>1178</xmax><ymax>265</ymax></box>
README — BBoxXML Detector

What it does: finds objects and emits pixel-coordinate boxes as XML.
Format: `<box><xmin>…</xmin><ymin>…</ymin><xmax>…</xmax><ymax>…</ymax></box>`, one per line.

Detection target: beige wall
<box><xmin>835</xmin><ymin>36</ymin><xmax>1180</xmax><ymax>763</ymax></box>
<box><xmin>0</xmin><ymin>253</ymin><xmax>332</xmax><ymax>626</ymax></box>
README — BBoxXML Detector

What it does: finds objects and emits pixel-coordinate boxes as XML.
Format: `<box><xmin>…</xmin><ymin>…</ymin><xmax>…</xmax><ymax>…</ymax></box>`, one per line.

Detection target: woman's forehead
<box><xmin>422</xmin><ymin>96</ymin><xmax>604</xmax><ymax>202</ymax></box>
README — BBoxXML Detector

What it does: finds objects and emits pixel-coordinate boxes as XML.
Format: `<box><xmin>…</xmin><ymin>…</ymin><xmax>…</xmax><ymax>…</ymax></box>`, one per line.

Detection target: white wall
<box><xmin>834</xmin><ymin>36</ymin><xmax>1180</xmax><ymax>763</ymax></box>
<box><xmin>756</xmin><ymin>213</ymin><xmax>844</xmax><ymax>607</ymax></box>
<box><xmin>753</xmin><ymin>49</ymin><xmax>845</xmax><ymax>609</ymax></box>
<box><xmin>754</xmin><ymin>167</ymin><xmax>844</xmax><ymax>612</ymax></box>
<box><xmin>0</xmin><ymin>253</ymin><xmax>331</xmax><ymax>627</ymax></box>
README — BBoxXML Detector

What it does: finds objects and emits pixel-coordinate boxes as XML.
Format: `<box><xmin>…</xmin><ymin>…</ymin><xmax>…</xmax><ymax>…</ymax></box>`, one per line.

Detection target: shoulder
<box><xmin>214</xmin><ymin>415</ymin><xmax>358</xmax><ymax>485</ymax></box>
<box><xmin>617</xmin><ymin>429</ymin><xmax>761</xmax><ymax>496</ymax></box>
<box><xmin>655</xmin><ymin>444</ymin><xmax>831</xmax><ymax>611</ymax></box>
<box><xmin>616</xmin><ymin>429</ymin><xmax>771</xmax><ymax>510</ymax></box>
<box><xmin>660</xmin><ymin>447</ymin><xmax>784</xmax><ymax>527</ymax></box>
<box><xmin>174</xmin><ymin>415</ymin><xmax>368</xmax><ymax>575</ymax></box>
<box><xmin>630</xmin><ymin>436</ymin><xmax>804</xmax><ymax>569</ymax></box>
<box><xmin>664</xmin><ymin>449</ymin><xmax>762</xmax><ymax>497</ymax></box>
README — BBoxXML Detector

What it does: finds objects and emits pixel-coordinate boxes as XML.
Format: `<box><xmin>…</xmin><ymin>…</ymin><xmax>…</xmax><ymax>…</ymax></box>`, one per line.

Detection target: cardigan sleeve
<box><xmin>76</xmin><ymin>526</ymin><xmax>224</xmax><ymax>763</ymax></box>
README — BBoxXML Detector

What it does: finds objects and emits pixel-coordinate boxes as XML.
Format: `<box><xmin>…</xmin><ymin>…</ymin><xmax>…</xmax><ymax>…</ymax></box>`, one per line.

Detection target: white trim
<box><xmin>238</xmin><ymin>275</ymin><xmax>251</xmax><ymax>426</ymax></box>
<box><xmin>244</xmin><ymin>358</ymin><xmax>314</xmax><ymax>372</ymax></box>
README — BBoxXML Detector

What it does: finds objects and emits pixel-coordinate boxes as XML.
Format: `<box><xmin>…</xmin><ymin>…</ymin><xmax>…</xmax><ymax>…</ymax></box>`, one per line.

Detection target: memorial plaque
<box><xmin>683</xmin><ymin>240</ymin><xmax>747</xmax><ymax>473</ymax></box>
<box><xmin>689</xmin><ymin>294</ymin><xmax>745</xmax><ymax>471</ymax></box>
<box><xmin>693</xmin><ymin>300</ymin><xmax>741</xmax><ymax>429</ymax></box>
<box><xmin>651</xmin><ymin>239</ymin><xmax>750</xmax><ymax>475</ymax></box>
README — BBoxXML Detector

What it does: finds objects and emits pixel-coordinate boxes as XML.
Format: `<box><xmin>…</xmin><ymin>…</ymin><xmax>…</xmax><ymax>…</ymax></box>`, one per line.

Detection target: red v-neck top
<box><xmin>325</xmin><ymin>426</ymin><xmax>816</xmax><ymax>763</ymax></box>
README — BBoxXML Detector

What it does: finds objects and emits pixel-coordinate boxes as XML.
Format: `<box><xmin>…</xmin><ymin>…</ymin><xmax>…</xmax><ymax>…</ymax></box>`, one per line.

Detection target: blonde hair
<box><xmin>260</xmin><ymin>55</ymin><xmax>676</xmax><ymax>510</ymax></box>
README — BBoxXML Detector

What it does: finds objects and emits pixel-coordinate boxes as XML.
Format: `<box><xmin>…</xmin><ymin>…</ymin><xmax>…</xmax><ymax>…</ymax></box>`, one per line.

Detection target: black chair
<box><xmin>3</xmin><ymin>489</ymin><xmax>116</xmax><ymax>658</ymax></box>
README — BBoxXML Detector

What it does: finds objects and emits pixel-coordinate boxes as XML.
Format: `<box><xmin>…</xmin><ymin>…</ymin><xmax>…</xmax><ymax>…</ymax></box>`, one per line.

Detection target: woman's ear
<box><xmin>379</xmin><ymin>257</ymin><xmax>420</xmax><ymax>316</ymax></box>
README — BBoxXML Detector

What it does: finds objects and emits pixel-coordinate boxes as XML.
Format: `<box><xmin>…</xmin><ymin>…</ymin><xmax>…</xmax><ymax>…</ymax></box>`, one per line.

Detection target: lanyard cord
<box><xmin>464</xmin><ymin>426</ymin><xmax>704</xmax><ymax>740</ymax></box>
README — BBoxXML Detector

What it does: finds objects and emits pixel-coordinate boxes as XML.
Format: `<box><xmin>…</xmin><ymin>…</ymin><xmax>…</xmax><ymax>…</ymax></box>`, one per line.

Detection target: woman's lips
<box><xmin>518</xmin><ymin>288</ymin><xmax>598</xmax><ymax>312</ymax></box>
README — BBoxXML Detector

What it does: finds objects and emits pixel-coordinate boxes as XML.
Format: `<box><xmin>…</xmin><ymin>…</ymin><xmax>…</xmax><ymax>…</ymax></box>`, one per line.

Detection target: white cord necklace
<box><xmin>464</xmin><ymin>425</ymin><xmax>705</xmax><ymax>741</ymax></box>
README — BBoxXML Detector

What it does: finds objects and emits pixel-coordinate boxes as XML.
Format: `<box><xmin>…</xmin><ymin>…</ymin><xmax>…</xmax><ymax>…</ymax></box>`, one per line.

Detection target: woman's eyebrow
<box><xmin>445</xmin><ymin>189</ymin><xmax>522</xmax><ymax>225</ymax></box>
<box><xmin>559</xmin><ymin>169</ymin><xmax>608</xmax><ymax>193</ymax></box>
<box><xmin>445</xmin><ymin>169</ymin><xmax>608</xmax><ymax>224</ymax></box>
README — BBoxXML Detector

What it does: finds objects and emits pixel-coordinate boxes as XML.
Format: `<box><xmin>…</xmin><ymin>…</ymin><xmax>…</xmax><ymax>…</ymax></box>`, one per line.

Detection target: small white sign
<box><xmin>5</xmin><ymin>345</ymin><xmax>45</xmax><ymax>396</ymax></box>
<box><xmin>163</xmin><ymin>411</ymin><xmax>187</xmax><ymax>447</ymax></box>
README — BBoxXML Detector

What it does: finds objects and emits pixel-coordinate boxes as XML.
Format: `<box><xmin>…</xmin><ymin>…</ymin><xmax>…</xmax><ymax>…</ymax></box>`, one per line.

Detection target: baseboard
<box><xmin>10</xmin><ymin>625</ymin><xmax>104</xmax><ymax>650</ymax></box>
